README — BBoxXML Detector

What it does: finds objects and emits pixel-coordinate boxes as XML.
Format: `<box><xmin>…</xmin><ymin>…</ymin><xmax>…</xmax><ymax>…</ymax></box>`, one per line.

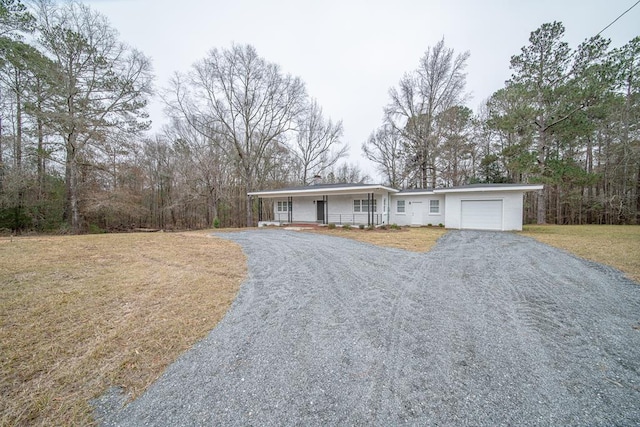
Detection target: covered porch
<box><xmin>248</xmin><ymin>183</ymin><xmax>397</xmax><ymax>227</ymax></box>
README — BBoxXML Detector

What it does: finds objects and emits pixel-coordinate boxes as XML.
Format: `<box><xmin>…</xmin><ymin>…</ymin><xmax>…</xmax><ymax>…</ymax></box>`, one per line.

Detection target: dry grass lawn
<box><xmin>310</xmin><ymin>226</ymin><xmax>448</xmax><ymax>252</ymax></box>
<box><xmin>0</xmin><ymin>231</ymin><xmax>246</xmax><ymax>426</ymax></box>
<box><xmin>521</xmin><ymin>225</ymin><xmax>640</xmax><ymax>283</ymax></box>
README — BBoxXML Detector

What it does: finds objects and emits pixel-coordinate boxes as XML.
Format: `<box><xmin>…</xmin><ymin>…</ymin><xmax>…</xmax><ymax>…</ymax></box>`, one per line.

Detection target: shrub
<box><xmin>327</xmin><ymin>223</ymin><xmax>336</xmax><ymax>229</ymax></box>
<box><xmin>427</xmin><ymin>223</ymin><xmax>432</xmax><ymax>227</ymax></box>
<box><xmin>343</xmin><ymin>224</ymin><xmax>352</xmax><ymax>230</ymax></box>
<box><xmin>88</xmin><ymin>224</ymin><xmax>106</xmax><ymax>234</ymax></box>
<box><xmin>213</xmin><ymin>217</ymin><xmax>220</xmax><ymax>229</ymax></box>
<box><xmin>358</xmin><ymin>224</ymin><xmax>365</xmax><ymax>230</ymax></box>
<box><xmin>438</xmin><ymin>223</ymin><xmax>444</xmax><ymax>228</ymax></box>
<box><xmin>390</xmin><ymin>223</ymin><xmax>400</xmax><ymax>230</ymax></box>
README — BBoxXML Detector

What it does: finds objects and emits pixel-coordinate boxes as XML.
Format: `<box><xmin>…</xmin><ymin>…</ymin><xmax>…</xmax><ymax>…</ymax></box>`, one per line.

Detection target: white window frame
<box><xmin>397</xmin><ymin>200</ymin><xmax>406</xmax><ymax>214</ymax></box>
<box><xmin>354</xmin><ymin>199</ymin><xmax>377</xmax><ymax>213</ymax></box>
<box><xmin>429</xmin><ymin>199</ymin><xmax>440</xmax><ymax>214</ymax></box>
<box><xmin>277</xmin><ymin>201</ymin><xmax>291</xmax><ymax>212</ymax></box>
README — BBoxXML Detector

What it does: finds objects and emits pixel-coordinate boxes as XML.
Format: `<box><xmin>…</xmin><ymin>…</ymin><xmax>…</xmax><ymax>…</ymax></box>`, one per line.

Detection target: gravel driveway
<box><xmin>96</xmin><ymin>230</ymin><xmax>640</xmax><ymax>426</ymax></box>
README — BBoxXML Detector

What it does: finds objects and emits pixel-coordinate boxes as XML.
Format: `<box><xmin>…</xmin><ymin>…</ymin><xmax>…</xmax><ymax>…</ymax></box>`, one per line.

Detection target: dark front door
<box><xmin>316</xmin><ymin>201</ymin><xmax>325</xmax><ymax>223</ymax></box>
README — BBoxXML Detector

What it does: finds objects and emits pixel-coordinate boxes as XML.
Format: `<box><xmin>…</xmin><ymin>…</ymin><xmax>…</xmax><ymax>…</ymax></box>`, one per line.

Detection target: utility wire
<box><xmin>595</xmin><ymin>0</ymin><xmax>639</xmax><ymax>37</ymax></box>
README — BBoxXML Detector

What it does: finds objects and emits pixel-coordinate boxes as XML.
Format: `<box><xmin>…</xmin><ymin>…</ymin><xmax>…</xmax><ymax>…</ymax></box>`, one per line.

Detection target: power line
<box><xmin>595</xmin><ymin>0</ymin><xmax>640</xmax><ymax>37</ymax></box>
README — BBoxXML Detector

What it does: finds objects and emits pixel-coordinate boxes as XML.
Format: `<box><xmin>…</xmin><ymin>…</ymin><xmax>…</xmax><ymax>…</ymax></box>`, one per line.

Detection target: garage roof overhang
<box><xmin>433</xmin><ymin>184</ymin><xmax>544</xmax><ymax>194</ymax></box>
<box><xmin>248</xmin><ymin>183</ymin><xmax>398</xmax><ymax>198</ymax></box>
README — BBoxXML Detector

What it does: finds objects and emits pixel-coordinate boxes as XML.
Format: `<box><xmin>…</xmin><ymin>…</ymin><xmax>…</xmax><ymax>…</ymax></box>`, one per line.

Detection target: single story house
<box><xmin>248</xmin><ymin>182</ymin><xmax>543</xmax><ymax>231</ymax></box>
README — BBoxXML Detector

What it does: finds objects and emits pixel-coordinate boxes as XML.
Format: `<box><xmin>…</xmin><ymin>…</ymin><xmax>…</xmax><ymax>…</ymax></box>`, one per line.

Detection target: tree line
<box><xmin>363</xmin><ymin>25</ymin><xmax>639</xmax><ymax>225</ymax></box>
<box><xmin>0</xmin><ymin>0</ymin><xmax>638</xmax><ymax>232</ymax></box>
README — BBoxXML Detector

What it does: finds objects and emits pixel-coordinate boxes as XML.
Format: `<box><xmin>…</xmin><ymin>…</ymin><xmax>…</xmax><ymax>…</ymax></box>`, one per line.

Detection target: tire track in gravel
<box><xmin>95</xmin><ymin>229</ymin><xmax>640</xmax><ymax>427</ymax></box>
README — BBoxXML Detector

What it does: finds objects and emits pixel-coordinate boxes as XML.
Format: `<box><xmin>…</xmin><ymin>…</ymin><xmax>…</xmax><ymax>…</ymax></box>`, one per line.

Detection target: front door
<box><xmin>411</xmin><ymin>201</ymin><xmax>423</xmax><ymax>225</ymax></box>
<box><xmin>316</xmin><ymin>201</ymin><xmax>325</xmax><ymax>223</ymax></box>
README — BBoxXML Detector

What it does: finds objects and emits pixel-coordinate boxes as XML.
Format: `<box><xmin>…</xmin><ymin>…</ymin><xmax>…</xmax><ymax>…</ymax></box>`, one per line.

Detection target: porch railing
<box><xmin>273</xmin><ymin>212</ymin><xmax>384</xmax><ymax>226</ymax></box>
<box><xmin>327</xmin><ymin>213</ymin><xmax>384</xmax><ymax>225</ymax></box>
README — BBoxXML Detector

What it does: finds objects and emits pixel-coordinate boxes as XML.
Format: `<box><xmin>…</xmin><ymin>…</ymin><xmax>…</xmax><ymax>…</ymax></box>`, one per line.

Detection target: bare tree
<box><xmin>168</xmin><ymin>44</ymin><xmax>306</xmax><ymax>226</ymax></box>
<box><xmin>385</xmin><ymin>38</ymin><xmax>469</xmax><ymax>188</ymax></box>
<box><xmin>362</xmin><ymin>124</ymin><xmax>406</xmax><ymax>188</ymax></box>
<box><xmin>325</xmin><ymin>162</ymin><xmax>370</xmax><ymax>184</ymax></box>
<box><xmin>293</xmin><ymin>99</ymin><xmax>347</xmax><ymax>185</ymax></box>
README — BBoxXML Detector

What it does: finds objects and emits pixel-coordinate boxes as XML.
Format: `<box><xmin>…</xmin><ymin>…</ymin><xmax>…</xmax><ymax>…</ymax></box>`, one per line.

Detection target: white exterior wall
<box><xmin>273</xmin><ymin>196</ymin><xmax>317</xmax><ymax>223</ymax></box>
<box><xmin>443</xmin><ymin>191</ymin><xmax>525</xmax><ymax>231</ymax></box>
<box><xmin>272</xmin><ymin>193</ymin><xmax>390</xmax><ymax>224</ymax></box>
<box><xmin>389</xmin><ymin>195</ymin><xmax>446</xmax><ymax>226</ymax></box>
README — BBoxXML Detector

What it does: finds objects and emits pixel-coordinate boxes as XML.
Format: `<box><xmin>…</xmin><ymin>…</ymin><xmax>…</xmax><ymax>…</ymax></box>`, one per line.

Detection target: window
<box><xmin>277</xmin><ymin>201</ymin><xmax>291</xmax><ymax>212</ymax></box>
<box><xmin>429</xmin><ymin>199</ymin><xmax>440</xmax><ymax>214</ymax></box>
<box><xmin>354</xmin><ymin>199</ymin><xmax>377</xmax><ymax>213</ymax></box>
<box><xmin>397</xmin><ymin>200</ymin><xmax>405</xmax><ymax>213</ymax></box>
<box><xmin>383</xmin><ymin>197</ymin><xmax>387</xmax><ymax>212</ymax></box>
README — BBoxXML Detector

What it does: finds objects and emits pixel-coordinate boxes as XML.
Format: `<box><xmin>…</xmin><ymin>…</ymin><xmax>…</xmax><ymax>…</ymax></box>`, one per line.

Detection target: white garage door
<box><xmin>460</xmin><ymin>200</ymin><xmax>503</xmax><ymax>230</ymax></box>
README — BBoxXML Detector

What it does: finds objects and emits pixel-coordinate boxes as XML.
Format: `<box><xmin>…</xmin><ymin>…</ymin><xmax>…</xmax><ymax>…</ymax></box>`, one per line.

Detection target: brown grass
<box><xmin>310</xmin><ymin>226</ymin><xmax>448</xmax><ymax>252</ymax></box>
<box><xmin>0</xmin><ymin>231</ymin><xmax>246</xmax><ymax>426</ymax></box>
<box><xmin>520</xmin><ymin>225</ymin><xmax>640</xmax><ymax>283</ymax></box>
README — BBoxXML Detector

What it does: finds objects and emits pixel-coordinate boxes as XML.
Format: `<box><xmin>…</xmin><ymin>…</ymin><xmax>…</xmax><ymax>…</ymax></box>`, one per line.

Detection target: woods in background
<box><xmin>1</xmin><ymin>0</ymin><xmax>638</xmax><ymax>232</ymax></box>
<box><xmin>364</xmin><ymin>24</ymin><xmax>640</xmax><ymax>226</ymax></box>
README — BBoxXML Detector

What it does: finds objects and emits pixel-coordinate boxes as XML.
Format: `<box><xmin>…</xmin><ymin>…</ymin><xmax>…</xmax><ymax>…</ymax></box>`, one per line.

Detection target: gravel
<box><xmin>95</xmin><ymin>229</ymin><xmax>640</xmax><ymax>426</ymax></box>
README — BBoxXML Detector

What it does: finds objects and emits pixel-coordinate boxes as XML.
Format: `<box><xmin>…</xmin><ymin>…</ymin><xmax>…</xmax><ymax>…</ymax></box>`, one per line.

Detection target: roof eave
<box><xmin>434</xmin><ymin>184</ymin><xmax>544</xmax><ymax>194</ymax></box>
<box><xmin>248</xmin><ymin>185</ymin><xmax>399</xmax><ymax>197</ymax></box>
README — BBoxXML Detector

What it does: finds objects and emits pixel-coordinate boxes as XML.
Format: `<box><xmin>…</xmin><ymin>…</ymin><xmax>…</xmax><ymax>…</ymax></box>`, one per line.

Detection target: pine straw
<box><xmin>309</xmin><ymin>226</ymin><xmax>448</xmax><ymax>252</ymax></box>
<box><xmin>520</xmin><ymin>225</ymin><xmax>640</xmax><ymax>283</ymax></box>
<box><xmin>0</xmin><ymin>231</ymin><xmax>246</xmax><ymax>426</ymax></box>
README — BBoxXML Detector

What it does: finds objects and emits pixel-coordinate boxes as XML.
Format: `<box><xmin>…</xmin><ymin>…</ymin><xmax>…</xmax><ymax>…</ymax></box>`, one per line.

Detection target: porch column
<box><xmin>288</xmin><ymin>196</ymin><xmax>293</xmax><ymax>223</ymax></box>
<box><xmin>258</xmin><ymin>197</ymin><xmax>263</xmax><ymax>222</ymax></box>
<box><xmin>324</xmin><ymin>195</ymin><xmax>328</xmax><ymax>225</ymax></box>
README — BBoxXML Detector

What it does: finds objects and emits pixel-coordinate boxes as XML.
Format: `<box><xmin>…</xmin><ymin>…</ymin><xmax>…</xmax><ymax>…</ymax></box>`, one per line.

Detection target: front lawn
<box><xmin>521</xmin><ymin>225</ymin><xmax>640</xmax><ymax>283</ymax></box>
<box><xmin>0</xmin><ymin>231</ymin><xmax>246</xmax><ymax>426</ymax></box>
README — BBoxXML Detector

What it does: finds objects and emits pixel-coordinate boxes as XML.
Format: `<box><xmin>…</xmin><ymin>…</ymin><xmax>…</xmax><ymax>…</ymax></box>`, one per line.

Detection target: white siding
<box><xmin>273</xmin><ymin>194</ymin><xmax>390</xmax><ymax>224</ymax></box>
<box><xmin>444</xmin><ymin>191</ymin><xmax>525</xmax><ymax>231</ymax></box>
<box><xmin>273</xmin><ymin>196</ymin><xmax>317</xmax><ymax>223</ymax></box>
<box><xmin>327</xmin><ymin>194</ymin><xmax>388</xmax><ymax>225</ymax></box>
<box><xmin>389</xmin><ymin>195</ymin><xmax>445</xmax><ymax>226</ymax></box>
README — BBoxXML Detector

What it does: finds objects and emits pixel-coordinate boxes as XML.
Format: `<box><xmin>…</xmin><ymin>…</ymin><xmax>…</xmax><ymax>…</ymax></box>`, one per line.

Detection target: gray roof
<box><xmin>396</xmin><ymin>188</ymin><xmax>434</xmax><ymax>194</ymax></box>
<box><xmin>442</xmin><ymin>183</ymin><xmax>538</xmax><ymax>189</ymax></box>
<box><xmin>266</xmin><ymin>182</ymin><xmax>377</xmax><ymax>192</ymax></box>
<box><xmin>249</xmin><ymin>182</ymin><xmax>543</xmax><ymax>197</ymax></box>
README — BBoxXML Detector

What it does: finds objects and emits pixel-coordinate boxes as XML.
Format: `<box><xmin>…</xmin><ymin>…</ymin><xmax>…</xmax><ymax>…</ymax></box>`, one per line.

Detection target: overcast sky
<box><xmin>85</xmin><ymin>0</ymin><xmax>639</xmax><ymax>180</ymax></box>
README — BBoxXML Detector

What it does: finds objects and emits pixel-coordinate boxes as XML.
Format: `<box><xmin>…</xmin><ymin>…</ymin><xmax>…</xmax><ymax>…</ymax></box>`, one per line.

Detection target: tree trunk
<box><xmin>0</xmin><ymin>117</ymin><xmax>4</xmax><ymax>191</ymax></box>
<box><xmin>64</xmin><ymin>136</ymin><xmax>81</xmax><ymax>233</ymax></box>
<box><xmin>37</xmin><ymin>115</ymin><xmax>45</xmax><ymax>196</ymax></box>
<box><xmin>535</xmin><ymin>103</ymin><xmax>547</xmax><ymax>223</ymax></box>
<box><xmin>15</xmin><ymin>87</ymin><xmax>22</xmax><ymax>170</ymax></box>
<box><xmin>636</xmin><ymin>163</ymin><xmax>640</xmax><ymax>224</ymax></box>
<box><xmin>69</xmin><ymin>156</ymin><xmax>80</xmax><ymax>233</ymax></box>
<box><xmin>246</xmin><ymin>194</ymin><xmax>253</xmax><ymax>227</ymax></box>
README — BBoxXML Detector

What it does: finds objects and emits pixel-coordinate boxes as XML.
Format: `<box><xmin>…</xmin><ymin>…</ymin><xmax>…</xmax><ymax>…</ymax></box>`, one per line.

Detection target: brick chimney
<box><xmin>311</xmin><ymin>175</ymin><xmax>322</xmax><ymax>186</ymax></box>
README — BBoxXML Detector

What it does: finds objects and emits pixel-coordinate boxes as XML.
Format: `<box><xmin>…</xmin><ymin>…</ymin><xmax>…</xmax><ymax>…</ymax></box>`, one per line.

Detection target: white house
<box><xmin>248</xmin><ymin>183</ymin><xmax>543</xmax><ymax>231</ymax></box>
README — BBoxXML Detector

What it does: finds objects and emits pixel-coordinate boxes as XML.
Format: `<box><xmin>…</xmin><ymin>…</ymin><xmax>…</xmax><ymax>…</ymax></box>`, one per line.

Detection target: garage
<box><xmin>460</xmin><ymin>200</ymin><xmax>503</xmax><ymax>230</ymax></box>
